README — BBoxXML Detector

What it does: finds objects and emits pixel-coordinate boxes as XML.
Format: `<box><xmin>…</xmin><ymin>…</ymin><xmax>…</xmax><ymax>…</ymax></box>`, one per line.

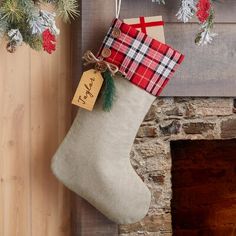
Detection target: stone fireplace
<box><xmin>119</xmin><ymin>98</ymin><xmax>236</xmax><ymax>236</ymax></box>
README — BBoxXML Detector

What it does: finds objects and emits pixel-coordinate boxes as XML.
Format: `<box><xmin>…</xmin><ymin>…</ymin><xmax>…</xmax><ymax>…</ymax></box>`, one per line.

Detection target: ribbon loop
<box><xmin>115</xmin><ymin>0</ymin><xmax>122</xmax><ymax>18</ymax></box>
<box><xmin>83</xmin><ymin>51</ymin><xmax>119</xmax><ymax>75</ymax></box>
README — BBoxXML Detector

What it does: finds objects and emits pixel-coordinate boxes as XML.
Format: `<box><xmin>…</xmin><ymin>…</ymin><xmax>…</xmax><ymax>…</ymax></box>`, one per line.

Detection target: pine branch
<box><xmin>0</xmin><ymin>12</ymin><xmax>8</xmax><ymax>38</ymax></box>
<box><xmin>102</xmin><ymin>70</ymin><xmax>116</xmax><ymax>112</ymax></box>
<box><xmin>0</xmin><ymin>0</ymin><xmax>24</xmax><ymax>23</ymax></box>
<box><xmin>36</xmin><ymin>0</ymin><xmax>79</xmax><ymax>22</ymax></box>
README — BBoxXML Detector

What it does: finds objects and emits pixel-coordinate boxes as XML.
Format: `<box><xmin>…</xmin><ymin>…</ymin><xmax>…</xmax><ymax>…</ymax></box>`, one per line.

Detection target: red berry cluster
<box><xmin>196</xmin><ymin>0</ymin><xmax>211</xmax><ymax>23</ymax></box>
<box><xmin>42</xmin><ymin>29</ymin><xmax>56</xmax><ymax>54</ymax></box>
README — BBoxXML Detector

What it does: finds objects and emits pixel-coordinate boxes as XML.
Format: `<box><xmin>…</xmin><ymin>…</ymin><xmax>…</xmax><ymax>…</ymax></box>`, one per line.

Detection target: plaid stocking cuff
<box><xmin>97</xmin><ymin>18</ymin><xmax>184</xmax><ymax>96</ymax></box>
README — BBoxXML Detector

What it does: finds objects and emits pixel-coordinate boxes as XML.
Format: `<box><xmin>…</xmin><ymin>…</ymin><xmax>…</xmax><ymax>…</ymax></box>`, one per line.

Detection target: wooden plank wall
<box><xmin>0</xmin><ymin>22</ymin><xmax>72</xmax><ymax>236</ymax></box>
<box><xmin>82</xmin><ymin>0</ymin><xmax>236</xmax><ymax>96</ymax></box>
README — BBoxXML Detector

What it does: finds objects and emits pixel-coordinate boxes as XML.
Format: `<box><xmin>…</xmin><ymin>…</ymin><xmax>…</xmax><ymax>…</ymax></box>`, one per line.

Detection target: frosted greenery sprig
<box><xmin>0</xmin><ymin>0</ymin><xmax>79</xmax><ymax>52</ymax></box>
<box><xmin>153</xmin><ymin>0</ymin><xmax>217</xmax><ymax>45</ymax></box>
<box><xmin>176</xmin><ymin>0</ymin><xmax>197</xmax><ymax>23</ymax></box>
<box><xmin>195</xmin><ymin>8</ymin><xmax>217</xmax><ymax>45</ymax></box>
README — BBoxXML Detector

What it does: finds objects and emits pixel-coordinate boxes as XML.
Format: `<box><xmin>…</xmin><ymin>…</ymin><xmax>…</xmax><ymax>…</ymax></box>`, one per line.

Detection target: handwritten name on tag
<box><xmin>72</xmin><ymin>69</ymin><xmax>104</xmax><ymax>111</ymax></box>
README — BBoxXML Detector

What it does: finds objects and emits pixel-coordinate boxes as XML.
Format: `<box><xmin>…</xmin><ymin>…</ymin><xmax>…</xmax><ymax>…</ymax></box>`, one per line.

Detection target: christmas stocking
<box><xmin>52</xmin><ymin>18</ymin><xmax>184</xmax><ymax>224</ymax></box>
<box><xmin>52</xmin><ymin>78</ymin><xmax>155</xmax><ymax>224</ymax></box>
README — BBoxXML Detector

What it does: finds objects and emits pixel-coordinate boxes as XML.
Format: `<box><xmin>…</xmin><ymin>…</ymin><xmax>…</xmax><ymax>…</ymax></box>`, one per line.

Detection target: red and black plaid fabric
<box><xmin>97</xmin><ymin>18</ymin><xmax>184</xmax><ymax>96</ymax></box>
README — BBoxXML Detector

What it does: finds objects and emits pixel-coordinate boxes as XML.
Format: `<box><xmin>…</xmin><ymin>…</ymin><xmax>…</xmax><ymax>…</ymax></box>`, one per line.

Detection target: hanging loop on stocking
<box><xmin>115</xmin><ymin>0</ymin><xmax>122</xmax><ymax>18</ymax></box>
<box><xmin>83</xmin><ymin>51</ymin><xmax>119</xmax><ymax>75</ymax></box>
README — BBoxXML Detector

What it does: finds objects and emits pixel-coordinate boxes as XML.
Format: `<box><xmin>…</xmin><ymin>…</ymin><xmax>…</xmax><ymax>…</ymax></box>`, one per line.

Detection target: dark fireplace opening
<box><xmin>170</xmin><ymin>140</ymin><xmax>236</xmax><ymax>236</ymax></box>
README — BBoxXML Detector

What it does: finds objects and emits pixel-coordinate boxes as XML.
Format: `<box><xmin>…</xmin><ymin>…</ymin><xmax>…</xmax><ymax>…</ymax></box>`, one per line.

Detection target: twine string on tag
<box><xmin>83</xmin><ymin>51</ymin><xmax>119</xmax><ymax>76</ymax></box>
<box><xmin>115</xmin><ymin>0</ymin><xmax>122</xmax><ymax>18</ymax></box>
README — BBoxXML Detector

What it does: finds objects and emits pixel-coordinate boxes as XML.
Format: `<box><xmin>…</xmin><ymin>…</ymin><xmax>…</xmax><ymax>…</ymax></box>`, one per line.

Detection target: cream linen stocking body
<box><xmin>51</xmin><ymin>77</ymin><xmax>156</xmax><ymax>224</ymax></box>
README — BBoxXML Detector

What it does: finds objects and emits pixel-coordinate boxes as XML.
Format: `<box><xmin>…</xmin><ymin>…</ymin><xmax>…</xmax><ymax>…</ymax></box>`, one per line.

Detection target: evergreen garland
<box><xmin>0</xmin><ymin>0</ymin><xmax>79</xmax><ymax>53</ymax></box>
<box><xmin>0</xmin><ymin>0</ymin><xmax>220</xmax><ymax>53</ymax></box>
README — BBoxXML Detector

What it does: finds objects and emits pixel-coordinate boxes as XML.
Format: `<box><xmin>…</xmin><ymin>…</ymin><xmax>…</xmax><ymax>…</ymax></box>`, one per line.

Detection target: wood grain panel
<box><xmin>30</xmin><ymin>21</ymin><xmax>72</xmax><ymax>236</ymax></box>
<box><xmin>82</xmin><ymin>0</ymin><xmax>236</xmax><ymax>96</ymax></box>
<box><xmin>0</xmin><ymin>21</ymin><xmax>72</xmax><ymax>236</ymax></box>
<box><xmin>0</xmin><ymin>45</ymin><xmax>31</xmax><ymax>236</ymax></box>
<box><xmin>162</xmin><ymin>23</ymin><xmax>236</xmax><ymax>96</ymax></box>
